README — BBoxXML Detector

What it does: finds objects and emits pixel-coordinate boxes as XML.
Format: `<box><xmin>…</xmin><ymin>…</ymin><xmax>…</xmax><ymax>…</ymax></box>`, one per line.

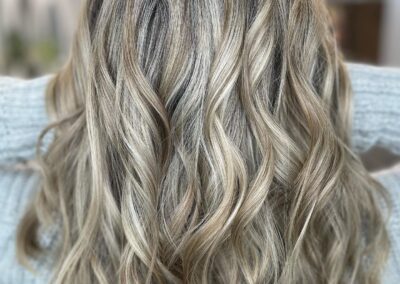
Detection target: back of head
<box><xmin>17</xmin><ymin>0</ymin><xmax>391</xmax><ymax>283</ymax></box>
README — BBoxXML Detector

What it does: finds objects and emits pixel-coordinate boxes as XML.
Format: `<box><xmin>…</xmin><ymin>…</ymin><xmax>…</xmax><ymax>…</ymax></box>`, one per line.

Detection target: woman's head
<box><xmin>17</xmin><ymin>0</ymin><xmax>391</xmax><ymax>283</ymax></box>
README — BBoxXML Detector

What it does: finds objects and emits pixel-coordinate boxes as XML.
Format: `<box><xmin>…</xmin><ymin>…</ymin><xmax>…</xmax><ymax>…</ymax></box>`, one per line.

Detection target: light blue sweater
<box><xmin>0</xmin><ymin>63</ymin><xmax>400</xmax><ymax>283</ymax></box>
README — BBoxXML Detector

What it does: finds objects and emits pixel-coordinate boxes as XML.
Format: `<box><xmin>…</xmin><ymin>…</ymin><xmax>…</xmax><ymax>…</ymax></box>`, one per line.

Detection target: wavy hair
<box><xmin>16</xmin><ymin>0</ymin><xmax>391</xmax><ymax>283</ymax></box>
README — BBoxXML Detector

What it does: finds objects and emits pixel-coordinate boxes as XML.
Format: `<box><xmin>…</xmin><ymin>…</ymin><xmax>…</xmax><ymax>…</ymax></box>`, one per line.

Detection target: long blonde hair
<box><xmin>17</xmin><ymin>0</ymin><xmax>391</xmax><ymax>283</ymax></box>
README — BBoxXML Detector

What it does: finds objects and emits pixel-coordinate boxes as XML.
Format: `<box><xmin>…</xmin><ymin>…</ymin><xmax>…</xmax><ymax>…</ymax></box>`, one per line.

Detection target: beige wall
<box><xmin>0</xmin><ymin>0</ymin><xmax>80</xmax><ymax>76</ymax></box>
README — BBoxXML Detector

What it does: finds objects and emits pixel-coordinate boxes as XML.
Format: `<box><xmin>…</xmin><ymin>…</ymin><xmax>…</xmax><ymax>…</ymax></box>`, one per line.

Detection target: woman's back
<box><xmin>1</xmin><ymin>64</ymin><xmax>400</xmax><ymax>283</ymax></box>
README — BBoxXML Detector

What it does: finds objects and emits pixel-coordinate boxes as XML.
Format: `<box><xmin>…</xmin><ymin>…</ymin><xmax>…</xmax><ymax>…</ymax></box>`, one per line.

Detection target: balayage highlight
<box><xmin>16</xmin><ymin>0</ymin><xmax>391</xmax><ymax>283</ymax></box>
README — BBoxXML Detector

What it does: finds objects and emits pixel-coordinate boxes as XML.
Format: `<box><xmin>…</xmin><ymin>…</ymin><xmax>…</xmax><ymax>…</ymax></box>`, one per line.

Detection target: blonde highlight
<box><xmin>17</xmin><ymin>0</ymin><xmax>391</xmax><ymax>283</ymax></box>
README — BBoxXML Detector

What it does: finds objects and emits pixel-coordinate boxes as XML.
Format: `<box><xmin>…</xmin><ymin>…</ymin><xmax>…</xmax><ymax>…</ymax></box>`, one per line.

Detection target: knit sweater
<box><xmin>0</xmin><ymin>63</ymin><xmax>400</xmax><ymax>283</ymax></box>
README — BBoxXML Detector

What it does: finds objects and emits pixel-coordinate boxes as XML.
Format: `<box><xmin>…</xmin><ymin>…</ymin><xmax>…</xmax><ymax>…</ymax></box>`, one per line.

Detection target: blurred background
<box><xmin>0</xmin><ymin>0</ymin><xmax>399</xmax><ymax>170</ymax></box>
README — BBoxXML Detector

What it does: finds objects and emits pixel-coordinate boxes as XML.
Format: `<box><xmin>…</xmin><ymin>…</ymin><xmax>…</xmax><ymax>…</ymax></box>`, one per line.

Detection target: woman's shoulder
<box><xmin>0</xmin><ymin>73</ymin><xmax>54</xmax><ymax>122</ymax></box>
<box><xmin>0</xmin><ymin>74</ymin><xmax>53</xmax><ymax>93</ymax></box>
<box><xmin>346</xmin><ymin>62</ymin><xmax>400</xmax><ymax>97</ymax></box>
<box><xmin>0</xmin><ymin>74</ymin><xmax>53</xmax><ymax>164</ymax></box>
<box><xmin>346</xmin><ymin>62</ymin><xmax>400</xmax><ymax>96</ymax></box>
<box><xmin>347</xmin><ymin>62</ymin><xmax>400</xmax><ymax>78</ymax></box>
<box><xmin>346</xmin><ymin>62</ymin><xmax>400</xmax><ymax>156</ymax></box>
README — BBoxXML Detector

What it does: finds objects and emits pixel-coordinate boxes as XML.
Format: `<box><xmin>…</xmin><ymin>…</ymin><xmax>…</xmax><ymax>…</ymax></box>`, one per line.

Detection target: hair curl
<box><xmin>17</xmin><ymin>0</ymin><xmax>391</xmax><ymax>283</ymax></box>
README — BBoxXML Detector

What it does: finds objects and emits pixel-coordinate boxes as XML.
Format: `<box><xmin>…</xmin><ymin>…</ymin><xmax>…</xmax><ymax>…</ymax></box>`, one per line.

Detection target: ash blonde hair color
<box><xmin>17</xmin><ymin>0</ymin><xmax>391</xmax><ymax>283</ymax></box>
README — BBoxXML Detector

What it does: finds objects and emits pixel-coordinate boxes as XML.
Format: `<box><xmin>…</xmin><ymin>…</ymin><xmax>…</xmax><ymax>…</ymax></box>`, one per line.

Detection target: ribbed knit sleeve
<box><xmin>373</xmin><ymin>167</ymin><xmax>400</xmax><ymax>282</ymax></box>
<box><xmin>348</xmin><ymin>63</ymin><xmax>400</xmax><ymax>155</ymax></box>
<box><xmin>0</xmin><ymin>75</ymin><xmax>53</xmax><ymax>164</ymax></box>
